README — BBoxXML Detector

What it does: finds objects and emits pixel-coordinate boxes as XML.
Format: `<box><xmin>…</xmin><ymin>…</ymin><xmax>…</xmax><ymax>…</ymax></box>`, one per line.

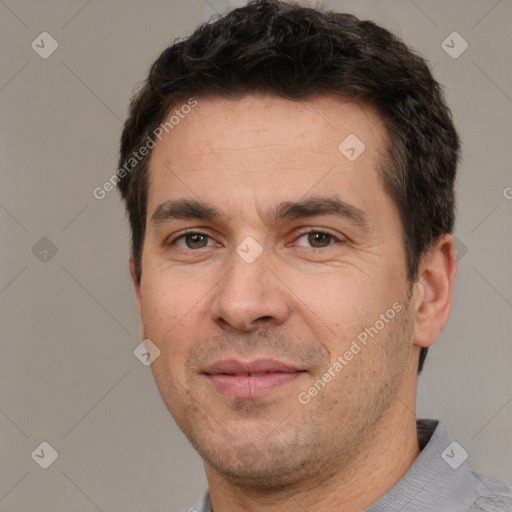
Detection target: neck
<box><xmin>205</xmin><ymin>396</ymin><xmax>421</xmax><ymax>512</ymax></box>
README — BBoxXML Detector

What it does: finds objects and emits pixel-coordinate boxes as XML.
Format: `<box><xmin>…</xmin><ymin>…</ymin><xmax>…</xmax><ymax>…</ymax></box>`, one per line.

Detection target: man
<box><xmin>116</xmin><ymin>1</ymin><xmax>512</xmax><ymax>510</ymax></box>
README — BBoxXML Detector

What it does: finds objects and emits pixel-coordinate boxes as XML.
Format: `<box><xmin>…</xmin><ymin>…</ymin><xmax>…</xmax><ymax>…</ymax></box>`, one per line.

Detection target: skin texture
<box><xmin>130</xmin><ymin>94</ymin><xmax>457</xmax><ymax>512</ymax></box>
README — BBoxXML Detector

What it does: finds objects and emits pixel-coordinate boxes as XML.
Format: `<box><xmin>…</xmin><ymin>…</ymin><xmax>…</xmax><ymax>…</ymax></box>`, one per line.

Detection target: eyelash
<box><xmin>168</xmin><ymin>228</ymin><xmax>343</xmax><ymax>250</ymax></box>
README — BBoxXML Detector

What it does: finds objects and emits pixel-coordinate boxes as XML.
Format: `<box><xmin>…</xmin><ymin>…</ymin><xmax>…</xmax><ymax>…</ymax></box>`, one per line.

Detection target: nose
<box><xmin>210</xmin><ymin>242</ymin><xmax>292</xmax><ymax>332</ymax></box>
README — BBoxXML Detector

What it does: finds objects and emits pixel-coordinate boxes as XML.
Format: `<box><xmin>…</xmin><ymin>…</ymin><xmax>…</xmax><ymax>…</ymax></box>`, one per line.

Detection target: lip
<box><xmin>202</xmin><ymin>358</ymin><xmax>307</xmax><ymax>399</ymax></box>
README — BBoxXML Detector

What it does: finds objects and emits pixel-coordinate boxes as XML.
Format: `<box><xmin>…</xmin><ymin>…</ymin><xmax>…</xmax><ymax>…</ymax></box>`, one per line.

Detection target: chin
<box><xmin>206</xmin><ymin>453</ymin><xmax>311</xmax><ymax>491</ymax></box>
<box><xmin>196</xmin><ymin>430</ymin><xmax>325</xmax><ymax>491</ymax></box>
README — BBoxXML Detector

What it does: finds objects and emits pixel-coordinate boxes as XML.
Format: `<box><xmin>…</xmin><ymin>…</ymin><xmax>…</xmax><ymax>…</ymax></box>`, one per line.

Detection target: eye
<box><xmin>171</xmin><ymin>231</ymin><xmax>216</xmax><ymax>250</ymax></box>
<box><xmin>294</xmin><ymin>230</ymin><xmax>340</xmax><ymax>248</ymax></box>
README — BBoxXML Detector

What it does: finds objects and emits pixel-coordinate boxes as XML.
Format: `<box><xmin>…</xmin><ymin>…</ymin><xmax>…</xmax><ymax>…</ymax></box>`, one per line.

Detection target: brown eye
<box><xmin>295</xmin><ymin>231</ymin><xmax>338</xmax><ymax>248</ymax></box>
<box><xmin>308</xmin><ymin>232</ymin><xmax>332</xmax><ymax>248</ymax></box>
<box><xmin>185</xmin><ymin>233</ymin><xmax>209</xmax><ymax>249</ymax></box>
<box><xmin>172</xmin><ymin>232</ymin><xmax>213</xmax><ymax>249</ymax></box>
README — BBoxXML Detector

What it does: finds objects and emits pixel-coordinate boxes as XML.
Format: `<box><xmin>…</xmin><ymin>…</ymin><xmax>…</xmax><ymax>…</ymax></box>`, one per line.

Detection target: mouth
<box><xmin>202</xmin><ymin>358</ymin><xmax>307</xmax><ymax>399</ymax></box>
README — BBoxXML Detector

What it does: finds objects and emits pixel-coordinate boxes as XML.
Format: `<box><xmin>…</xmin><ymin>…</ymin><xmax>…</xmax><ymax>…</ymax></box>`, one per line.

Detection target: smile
<box><xmin>202</xmin><ymin>358</ymin><xmax>307</xmax><ymax>399</ymax></box>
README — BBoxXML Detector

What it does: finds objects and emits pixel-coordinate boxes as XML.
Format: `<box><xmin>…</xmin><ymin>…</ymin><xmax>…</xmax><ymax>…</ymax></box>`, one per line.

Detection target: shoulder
<box><xmin>181</xmin><ymin>487</ymin><xmax>211</xmax><ymax>512</ymax></box>
<box><xmin>468</xmin><ymin>471</ymin><xmax>512</xmax><ymax>512</ymax></box>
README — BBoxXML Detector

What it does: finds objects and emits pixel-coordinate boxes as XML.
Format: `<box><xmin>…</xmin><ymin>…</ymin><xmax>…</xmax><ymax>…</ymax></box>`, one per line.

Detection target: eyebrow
<box><xmin>150</xmin><ymin>195</ymin><xmax>371</xmax><ymax>231</ymax></box>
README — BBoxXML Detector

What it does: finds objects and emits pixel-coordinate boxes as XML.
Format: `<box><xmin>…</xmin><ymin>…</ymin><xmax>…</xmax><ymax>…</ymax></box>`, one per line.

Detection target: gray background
<box><xmin>1</xmin><ymin>0</ymin><xmax>511</xmax><ymax>510</ymax></box>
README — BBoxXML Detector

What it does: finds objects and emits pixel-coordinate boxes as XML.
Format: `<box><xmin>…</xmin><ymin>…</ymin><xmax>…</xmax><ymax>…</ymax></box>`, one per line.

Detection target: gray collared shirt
<box><xmin>184</xmin><ymin>418</ymin><xmax>512</xmax><ymax>512</ymax></box>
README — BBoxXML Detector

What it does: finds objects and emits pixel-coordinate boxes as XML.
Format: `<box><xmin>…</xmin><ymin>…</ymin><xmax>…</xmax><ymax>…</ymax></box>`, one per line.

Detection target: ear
<box><xmin>129</xmin><ymin>256</ymin><xmax>145</xmax><ymax>341</ymax></box>
<box><xmin>412</xmin><ymin>234</ymin><xmax>457</xmax><ymax>349</ymax></box>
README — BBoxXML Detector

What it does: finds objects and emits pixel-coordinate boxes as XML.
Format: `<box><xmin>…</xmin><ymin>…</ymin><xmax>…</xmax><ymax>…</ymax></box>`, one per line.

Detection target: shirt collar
<box><xmin>189</xmin><ymin>418</ymin><xmax>499</xmax><ymax>512</ymax></box>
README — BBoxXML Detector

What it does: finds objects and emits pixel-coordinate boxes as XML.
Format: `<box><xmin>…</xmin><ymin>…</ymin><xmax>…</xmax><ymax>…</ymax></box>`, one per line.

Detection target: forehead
<box><xmin>145</xmin><ymin>94</ymin><xmax>390</xmax><ymax>224</ymax></box>
<box><xmin>156</xmin><ymin>93</ymin><xmax>385</xmax><ymax>156</ymax></box>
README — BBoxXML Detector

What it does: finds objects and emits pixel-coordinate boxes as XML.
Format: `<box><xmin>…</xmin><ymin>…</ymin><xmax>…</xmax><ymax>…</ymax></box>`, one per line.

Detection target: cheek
<box><xmin>290</xmin><ymin>269</ymin><xmax>405</xmax><ymax>364</ymax></box>
<box><xmin>139</xmin><ymin>273</ymin><xmax>204</xmax><ymax>360</ymax></box>
<box><xmin>140</xmin><ymin>276</ymin><xmax>198</xmax><ymax>413</ymax></box>
<box><xmin>292</xmin><ymin>272</ymin><xmax>382</xmax><ymax>330</ymax></box>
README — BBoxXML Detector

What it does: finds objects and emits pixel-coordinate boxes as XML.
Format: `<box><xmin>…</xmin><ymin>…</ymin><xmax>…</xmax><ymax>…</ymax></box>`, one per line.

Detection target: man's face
<box><xmin>132</xmin><ymin>94</ymin><xmax>419</xmax><ymax>488</ymax></box>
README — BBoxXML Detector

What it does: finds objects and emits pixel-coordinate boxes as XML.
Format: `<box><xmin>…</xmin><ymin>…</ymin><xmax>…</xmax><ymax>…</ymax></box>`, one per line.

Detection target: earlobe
<box><xmin>129</xmin><ymin>257</ymin><xmax>145</xmax><ymax>340</ymax></box>
<box><xmin>412</xmin><ymin>234</ymin><xmax>457</xmax><ymax>349</ymax></box>
<box><xmin>129</xmin><ymin>257</ymin><xmax>141</xmax><ymax>301</ymax></box>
